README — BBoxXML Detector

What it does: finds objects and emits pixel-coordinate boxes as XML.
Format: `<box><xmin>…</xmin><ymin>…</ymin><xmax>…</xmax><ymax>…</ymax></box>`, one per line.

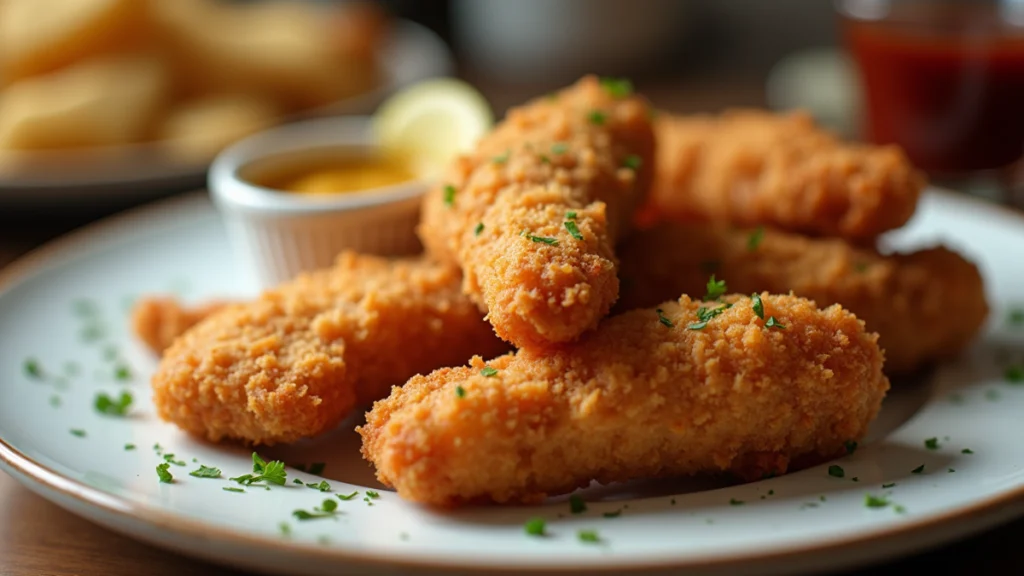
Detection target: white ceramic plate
<box><xmin>0</xmin><ymin>20</ymin><xmax>453</xmax><ymax>207</ymax></box>
<box><xmin>0</xmin><ymin>190</ymin><xmax>1023</xmax><ymax>576</ymax></box>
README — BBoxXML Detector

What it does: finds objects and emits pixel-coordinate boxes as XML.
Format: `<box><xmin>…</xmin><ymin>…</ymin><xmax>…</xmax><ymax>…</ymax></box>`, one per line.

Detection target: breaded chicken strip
<box><xmin>131</xmin><ymin>298</ymin><xmax>229</xmax><ymax>354</ymax></box>
<box><xmin>642</xmin><ymin>110</ymin><xmax>925</xmax><ymax>240</ymax></box>
<box><xmin>418</xmin><ymin>76</ymin><xmax>655</xmax><ymax>347</ymax></box>
<box><xmin>360</xmin><ymin>294</ymin><xmax>889</xmax><ymax>506</ymax></box>
<box><xmin>152</xmin><ymin>253</ymin><xmax>508</xmax><ymax>445</ymax></box>
<box><xmin>616</xmin><ymin>224</ymin><xmax>988</xmax><ymax>374</ymax></box>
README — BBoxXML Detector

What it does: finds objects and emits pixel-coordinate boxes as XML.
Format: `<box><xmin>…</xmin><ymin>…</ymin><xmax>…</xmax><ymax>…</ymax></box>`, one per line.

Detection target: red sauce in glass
<box><xmin>843</xmin><ymin>2</ymin><xmax>1024</xmax><ymax>173</ymax></box>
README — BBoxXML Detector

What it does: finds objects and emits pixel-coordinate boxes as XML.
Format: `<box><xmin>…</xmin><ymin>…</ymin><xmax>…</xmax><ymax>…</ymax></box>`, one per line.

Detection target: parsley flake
<box><xmin>882</xmin><ymin>483</ymin><xmax>896</xmax><ymax>488</ymax></box>
<box><xmin>443</xmin><ymin>185</ymin><xmax>456</xmax><ymax>207</ymax></box>
<box><xmin>729</xmin><ymin>498</ymin><xmax>744</xmax><ymax>506</ymax></box>
<box><xmin>231</xmin><ymin>452</ymin><xmax>287</xmax><ymax>486</ymax></box>
<box><xmin>1005</xmin><ymin>365</ymin><xmax>1024</xmax><ymax>383</ymax></box>
<box><xmin>924</xmin><ymin>437</ymin><xmax>940</xmax><ymax>450</ymax></box>
<box><xmin>911</xmin><ymin>464</ymin><xmax>925</xmax><ymax>474</ymax></box>
<box><xmin>962</xmin><ymin>448</ymin><xmax>974</xmax><ymax>454</ymax></box>
<box><xmin>455</xmin><ymin>385</ymin><xmax>466</xmax><ymax>398</ymax></box>
<box><xmin>481</xmin><ymin>366</ymin><xmax>498</xmax><ymax>377</ymax></box>
<box><xmin>94</xmin><ymin>391</ymin><xmax>133</xmax><ymax>416</ymax></box>
<box><xmin>599</xmin><ymin>77</ymin><xmax>633</xmax><ymax>98</ymax></box>
<box><xmin>656</xmin><ymin>308</ymin><xmax>674</xmax><ymax>328</ymax></box>
<box><xmin>750</xmin><ymin>293</ymin><xmax>765</xmax><ymax>319</ymax></box>
<box><xmin>569</xmin><ymin>494</ymin><xmax>587</xmax><ymax>514</ymax></box>
<box><xmin>279</xmin><ymin>523</ymin><xmax>292</xmax><ymax>536</ymax></box>
<box><xmin>365</xmin><ymin>490</ymin><xmax>380</xmax><ymax>499</ymax></box>
<box><xmin>603</xmin><ymin>510</ymin><xmax>622</xmax><ymax>518</ymax></box>
<box><xmin>551</xmin><ymin>142</ymin><xmax>568</xmax><ymax>155</ymax></box>
<box><xmin>222</xmin><ymin>487</ymin><xmax>245</xmax><ymax>493</ymax></box>
<box><xmin>474</xmin><ymin>222</ymin><xmax>484</xmax><ymax>236</ymax></box>
<box><xmin>156</xmin><ymin>463</ymin><xmax>173</xmax><ymax>483</ymax></box>
<box><xmin>622</xmin><ymin>154</ymin><xmax>642</xmax><ymax>170</ymax></box>
<box><xmin>747</xmin><ymin>227</ymin><xmax>765</xmax><ymax>251</ymax></box>
<box><xmin>24</xmin><ymin>358</ymin><xmax>42</xmax><ymax>379</ymax></box>
<box><xmin>587</xmin><ymin>110</ymin><xmax>607</xmax><ymax>125</ymax></box>
<box><xmin>687</xmin><ymin>303</ymin><xmax>732</xmax><ymax>330</ymax></box>
<box><xmin>292</xmin><ymin>499</ymin><xmax>340</xmax><ymax>521</ymax></box>
<box><xmin>70</xmin><ymin>429</ymin><xmax>86</xmax><ymax>438</ymax></box>
<box><xmin>828</xmin><ymin>465</ymin><xmax>845</xmax><ymax>478</ymax></box>
<box><xmin>114</xmin><ymin>364</ymin><xmax>132</xmax><ymax>381</ymax></box>
<box><xmin>539</xmin><ymin>154</ymin><xmax>550</xmax><ymax>164</ymax></box>
<box><xmin>1009</xmin><ymin>309</ymin><xmax>1024</xmax><ymax>325</ymax></box>
<box><xmin>523</xmin><ymin>232</ymin><xmax>558</xmax><ymax>246</ymax></box>
<box><xmin>765</xmin><ymin>316</ymin><xmax>786</xmax><ymax>329</ymax></box>
<box><xmin>845</xmin><ymin>440</ymin><xmax>858</xmax><ymax>454</ymax></box>
<box><xmin>493</xmin><ymin>151</ymin><xmax>510</xmax><ymax>164</ymax></box>
<box><xmin>578</xmin><ymin>529</ymin><xmax>600</xmax><ymax>543</ymax></box>
<box><xmin>564</xmin><ymin>220</ymin><xmax>584</xmax><ymax>241</ymax></box>
<box><xmin>524</xmin><ymin>517</ymin><xmax>546</xmax><ymax>536</ymax></box>
<box><xmin>703</xmin><ymin>275</ymin><xmax>727</xmax><ymax>301</ymax></box>
<box><xmin>306</xmin><ymin>480</ymin><xmax>331</xmax><ymax>492</ymax></box>
<box><xmin>336</xmin><ymin>491</ymin><xmax>359</xmax><ymax>501</ymax></box>
<box><xmin>864</xmin><ymin>494</ymin><xmax>889</xmax><ymax>508</ymax></box>
<box><xmin>189</xmin><ymin>465</ymin><xmax>222</xmax><ymax>478</ymax></box>
<box><xmin>49</xmin><ymin>395</ymin><xmax>61</xmax><ymax>407</ymax></box>
<box><xmin>566</xmin><ymin>211</ymin><xmax>577</xmax><ymax>220</ymax></box>
<box><xmin>948</xmin><ymin>468</ymin><xmax>956</xmax><ymax>473</ymax></box>
<box><xmin>124</xmin><ymin>443</ymin><xmax>136</xmax><ymax>451</ymax></box>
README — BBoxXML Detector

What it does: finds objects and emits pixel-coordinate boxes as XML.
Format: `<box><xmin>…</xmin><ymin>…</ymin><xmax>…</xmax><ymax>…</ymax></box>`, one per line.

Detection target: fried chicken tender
<box><xmin>360</xmin><ymin>293</ymin><xmax>889</xmax><ymax>506</ymax></box>
<box><xmin>152</xmin><ymin>253</ymin><xmax>508</xmax><ymax>445</ymax></box>
<box><xmin>616</xmin><ymin>224</ymin><xmax>988</xmax><ymax>374</ymax></box>
<box><xmin>418</xmin><ymin>76</ymin><xmax>655</xmax><ymax>348</ymax></box>
<box><xmin>131</xmin><ymin>297</ymin><xmax>229</xmax><ymax>354</ymax></box>
<box><xmin>643</xmin><ymin>110</ymin><xmax>925</xmax><ymax>240</ymax></box>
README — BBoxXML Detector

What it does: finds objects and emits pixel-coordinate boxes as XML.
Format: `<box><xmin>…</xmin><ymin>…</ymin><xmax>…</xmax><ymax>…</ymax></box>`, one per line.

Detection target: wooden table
<box><xmin>2</xmin><ymin>77</ymin><xmax>1023</xmax><ymax>575</ymax></box>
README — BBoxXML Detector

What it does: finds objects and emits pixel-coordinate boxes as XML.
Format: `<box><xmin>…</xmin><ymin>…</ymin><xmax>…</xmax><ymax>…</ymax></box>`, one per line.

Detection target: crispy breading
<box><xmin>131</xmin><ymin>297</ymin><xmax>229</xmax><ymax>354</ymax></box>
<box><xmin>418</xmin><ymin>75</ymin><xmax>655</xmax><ymax>347</ymax></box>
<box><xmin>617</xmin><ymin>224</ymin><xmax>988</xmax><ymax>374</ymax></box>
<box><xmin>152</xmin><ymin>253</ymin><xmax>508</xmax><ymax>445</ymax></box>
<box><xmin>360</xmin><ymin>293</ymin><xmax>889</xmax><ymax>506</ymax></box>
<box><xmin>641</xmin><ymin>110</ymin><xmax>925</xmax><ymax>240</ymax></box>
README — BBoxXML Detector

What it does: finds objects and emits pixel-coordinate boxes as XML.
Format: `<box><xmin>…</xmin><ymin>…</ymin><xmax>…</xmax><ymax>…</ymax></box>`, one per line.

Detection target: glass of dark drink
<box><xmin>838</xmin><ymin>0</ymin><xmax>1024</xmax><ymax>204</ymax></box>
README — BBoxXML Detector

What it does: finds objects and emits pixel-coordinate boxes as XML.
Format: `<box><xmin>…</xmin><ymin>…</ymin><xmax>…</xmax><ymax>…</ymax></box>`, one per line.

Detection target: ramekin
<box><xmin>208</xmin><ymin>116</ymin><xmax>426</xmax><ymax>289</ymax></box>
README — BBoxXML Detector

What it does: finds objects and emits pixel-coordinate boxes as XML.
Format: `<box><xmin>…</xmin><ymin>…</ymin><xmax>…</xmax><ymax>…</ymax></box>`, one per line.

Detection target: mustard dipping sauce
<box><xmin>263</xmin><ymin>155</ymin><xmax>415</xmax><ymax>195</ymax></box>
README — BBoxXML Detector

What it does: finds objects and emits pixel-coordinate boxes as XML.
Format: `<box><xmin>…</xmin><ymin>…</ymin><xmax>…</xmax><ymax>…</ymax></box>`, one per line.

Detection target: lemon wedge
<box><xmin>373</xmin><ymin>78</ymin><xmax>493</xmax><ymax>180</ymax></box>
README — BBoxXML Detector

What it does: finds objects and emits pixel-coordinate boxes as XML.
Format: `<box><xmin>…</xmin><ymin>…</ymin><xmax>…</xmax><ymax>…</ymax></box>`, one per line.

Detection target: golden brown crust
<box><xmin>418</xmin><ymin>75</ymin><xmax>655</xmax><ymax>347</ymax></box>
<box><xmin>642</xmin><ymin>110</ymin><xmax>925</xmax><ymax>240</ymax></box>
<box><xmin>359</xmin><ymin>293</ymin><xmax>889</xmax><ymax>506</ymax></box>
<box><xmin>616</xmin><ymin>224</ymin><xmax>989</xmax><ymax>374</ymax></box>
<box><xmin>152</xmin><ymin>253</ymin><xmax>509</xmax><ymax>445</ymax></box>
<box><xmin>130</xmin><ymin>297</ymin><xmax>229</xmax><ymax>354</ymax></box>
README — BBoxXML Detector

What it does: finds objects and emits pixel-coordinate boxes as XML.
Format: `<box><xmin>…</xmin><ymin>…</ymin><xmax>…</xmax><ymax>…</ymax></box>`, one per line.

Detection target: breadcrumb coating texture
<box><xmin>360</xmin><ymin>293</ymin><xmax>889</xmax><ymax>506</ymax></box>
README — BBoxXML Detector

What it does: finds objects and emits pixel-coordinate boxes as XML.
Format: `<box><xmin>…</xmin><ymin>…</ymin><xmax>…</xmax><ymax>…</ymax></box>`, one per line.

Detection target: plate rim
<box><xmin>1</xmin><ymin>189</ymin><xmax>1023</xmax><ymax>574</ymax></box>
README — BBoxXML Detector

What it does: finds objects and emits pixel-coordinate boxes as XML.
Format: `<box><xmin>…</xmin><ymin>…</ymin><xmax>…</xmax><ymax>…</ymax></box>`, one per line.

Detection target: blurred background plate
<box><xmin>0</xmin><ymin>19</ymin><xmax>453</xmax><ymax>209</ymax></box>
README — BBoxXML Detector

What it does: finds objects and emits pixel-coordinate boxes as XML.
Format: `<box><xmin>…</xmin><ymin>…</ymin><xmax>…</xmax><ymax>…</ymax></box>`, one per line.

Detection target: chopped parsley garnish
<box><xmin>656</xmin><ymin>308</ymin><xmax>674</xmax><ymax>328</ymax></box>
<box><xmin>306</xmin><ymin>481</ymin><xmax>331</xmax><ymax>492</ymax></box>
<box><xmin>845</xmin><ymin>440</ymin><xmax>858</xmax><ymax>455</ymax></box>
<box><xmin>279</xmin><ymin>523</ymin><xmax>292</xmax><ymax>536</ymax></box>
<box><xmin>564</xmin><ymin>220</ymin><xmax>584</xmax><ymax>241</ymax></box>
<box><xmin>894</xmin><ymin>505</ymin><xmax>907</xmax><ymax>514</ymax></box>
<box><xmin>522</xmin><ymin>231</ymin><xmax>558</xmax><ymax>246</ymax></box>
<box><xmin>911</xmin><ymin>464</ymin><xmax>925</xmax><ymax>474</ymax></box>
<box><xmin>293</xmin><ymin>479</ymin><xmax>303</xmax><ymax>485</ymax></box>
<box><xmin>747</xmin><ymin>227</ymin><xmax>765</xmax><ymax>251</ymax></box>
<box><xmin>764</xmin><ymin>316</ymin><xmax>786</xmax><ymax>329</ymax></box>
<box><xmin>124</xmin><ymin>444</ymin><xmax>136</xmax><ymax>451</ymax></box>
<box><xmin>962</xmin><ymin>448</ymin><xmax>974</xmax><ymax>454</ymax></box>
<box><xmin>94</xmin><ymin>391</ymin><xmax>133</xmax><ymax>416</ymax></box>
<box><xmin>336</xmin><ymin>491</ymin><xmax>359</xmax><ymax>501</ymax></box>
<box><xmin>524</xmin><ymin>517</ymin><xmax>546</xmax><ymax>536</ymax></box>
<box><xmin>49</xmin><ymin>395</ymin><xmax>61</xmax><ymax>407</ymax></box>
<box><xmin>622</xmin><ymin>154</ymin><xmax>642</xmax><ymax>170</ymax></box>
<box><xmin>455</xmin><ymin>385</ymin><xmax>466</xmax><ymax>398</ymax></box>
<box><xmin>703</xmin><ymin>275</ymin><xmax>727</xmax><ymax>301</ymax></box>
<box><xmin>603</xmin><ymin>509</ymin><xmax>622</xmax><ymax>518</ymax></box>
<box><xmin>729</xmin><ymin>498</ymin><xmax>744</xmax><ymax>506</ymax></box>
<box><xmin>539</xmin><ymin>154</ymin><xmax>551</xmax><ymax>164</ymax></box>
<box><xmin>307</xmin><ymin>462</ymin><xmax>325</xmax><ymax>475</ymax></box>
<box><xmin>222</xmin><ymin>487</ymin><xmax>245</xmax><ymax>493</ymax></box>
<box><xmin>948</xmin><ymin>468</ymin><xmax>956</xmax><ymax>473</ymax></box>
<box><xmin>365</xmin><ymin>490</ymin><xmax>380</xmax><ymax>499</ymax></box>
<box><xmin>924</xmin><ymin>437</ymin><xmax>940</xmax><ymax>450</ymax></box>
<box><xmin>163</xmin><ymin>454</ymin><xmax>186</xmax><ymax>466</ymax></box>
<box><xmin>800</xmin><ymin>502</ymin><xmax>819</xmax><ymax>509</ymax></box>
<box><xmin>566</xmin><ymin>211</ymin><xmax>577</xmax><ymax>220</ymax></box>
<box><xmin>114</xmin><ymin>364</ymin><xmax>132</xmax><ymax>381</ymax></box>
<box><xmin>827</xmin><ymin>465</ymin><xmax>845</xmax><ymax>478</ymax></box>
<box><xmin>1009</xmin><ymin>309</ymin><xmax>1024</xmax><ymax>325</ymax></box>
<box><xmin>443</xmin><ymin>185</ymin><xmax>456</xmax><ymax>207</ymax></box>
<box><xmin>687</xmin><ymin>304</ymin><xmax>731</xmax><ymax>330</ymax></box>
<box><xmin>493</xmin><ymin>151</ymin><xmax>510</xmax><ymax>164</ymax></box>
<box><xmin>230</xmin><ymin>452</ymin><xmax>287</xmax><ymax>486</ymax></box>
<box><xmin>156</xmin><ymin>463</ymin><xmax>173</xmax><ymax>483</ymax></box>
<box><xmin>578</xmin><ymin>529</ymin><xmax>600</xmax><ymax>543</ymax></box>
<box><xmin>24</xmin><ymin>358</ymin><xmax>42</xmax><ymax>379</ymax></box>
<box><xmin>481</xmin><ymin>366</ymin><xmax>498</xmax><ymax>377</ymax></box>
<box><xmin>293</xmin><ymin>499</ymin><xmax>339</xmax><ymax>521</ymax></box>
<box><xmin>569</xmin><ymin>494</ymin><xmax>587</xmax><ymax>514</ymax></box>
<box><xmin>1005</xmin><ymin>365</ymin><xmax>1024</xmax><ymax>383</ymax></box>
<box><xmin>551</xmin><ymin>142</ymin><xmax>568</xmax><ymax>155</ymax></box>
<box><xmin>882</xmin><ymin>483</ymin><xmax>896</xmax><ymax>488</ymax></box>
<box><xmin>474</xmin><ymin>222</ymin><xmax>484</xmax><ymax>236</ymax></box>
<box><xmin>70</xmin><ymin>429</ymin><xmax>86</xmax><ymax>437</ymax></box>
<box><xmin>864</xmin><ymin>494</ymin><xmax>889</xmax><ymax>508</ymax></box>
<box><xmin>587</xmin><ymin>110</ymin><xmax>607</xmax><ymax>125</ymax></box>
<box><xmin>600</xmin><ymin>77</ymin><xmax>633</xmax><ymax>98</ymax></box>
<box><xmin>751</xmin><ymin>293</ymin><xmax>764</xmax><ymax>319</ymax></box>
<box><xmin>189</xmin><ymin>465</ymin><xmax>222</xmax><ymax>479</ymax></box>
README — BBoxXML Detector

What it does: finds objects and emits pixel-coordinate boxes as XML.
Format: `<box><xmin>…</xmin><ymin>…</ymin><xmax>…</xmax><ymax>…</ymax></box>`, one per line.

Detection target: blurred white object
<box><xmin>766</xmin><ymin>47</ymin><xmax>862</xmax><ymax>138</ymax></box>
<box><xmin>452</xmin><ymin>0</ymin><xmax>688</xmax><ymax>80</ymax></box>
<box><xmin>209</xmin><ymin>116</ymin><xmax>426</xmax><ymax>289</ymax></box>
